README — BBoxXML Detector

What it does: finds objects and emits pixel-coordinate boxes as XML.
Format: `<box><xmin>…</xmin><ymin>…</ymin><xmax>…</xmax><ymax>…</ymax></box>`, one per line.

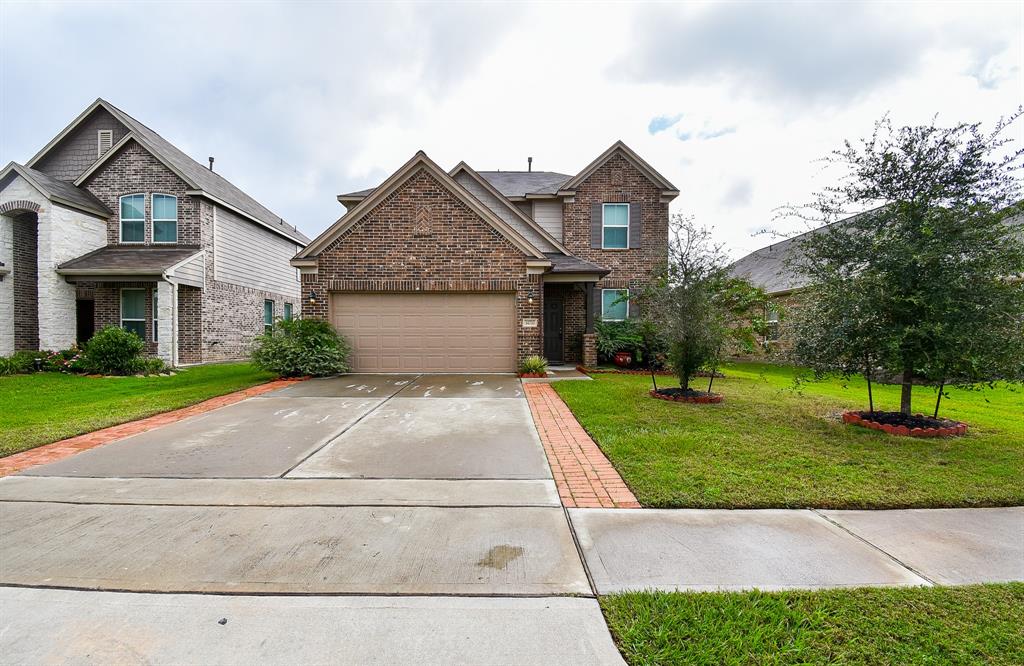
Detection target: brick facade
<box><xmin>302</xmin><ymin>167</ymin><xmax>542</xmax><ymax>363</ymax></box>
<box><xmin>81</xmin><ymin>140</ymin><xmax>201</xmax><ymax>247</ymax></box>
<box><xmin>12</xmin><ymin>212</ymin><xmax>39</xmax><ymax>350</ymax></box>
<box><xmin>93</xmin><ymin>282</ymin><xmax>159</xmax><ymax>356</ymax></box>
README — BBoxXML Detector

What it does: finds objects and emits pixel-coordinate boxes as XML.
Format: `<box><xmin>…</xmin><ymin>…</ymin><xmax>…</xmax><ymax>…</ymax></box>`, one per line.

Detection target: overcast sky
<box><xmin>1</xmin><ymin>1</ymin><xmax>1020</xmax><ymax>258</ymax></box>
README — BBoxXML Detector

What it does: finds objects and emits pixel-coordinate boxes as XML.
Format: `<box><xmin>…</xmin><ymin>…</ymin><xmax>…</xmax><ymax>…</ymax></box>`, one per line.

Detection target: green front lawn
<box><xmin>601</xmin><ymin>584</ymin><xmax>1024</xmax><ymax>665</ymax></box>
<box><xmin>553</xmin><ymin>362</ymin><xmax>1024</xmax><ymax>508</ymax></box>
<box><xmin>0</xmin><ymin>363</ymin><xmax>277</xmax><ymax>457</ymax></box>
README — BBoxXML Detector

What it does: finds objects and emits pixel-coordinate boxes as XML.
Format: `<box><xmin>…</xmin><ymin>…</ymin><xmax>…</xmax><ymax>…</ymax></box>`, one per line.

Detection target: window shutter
<box><xmin>628</xmin><ymin>295</ymin><xmax>639</xmax><ymax>319</ymax></box>
<box><xmin>591</xmin><ymin>202</ymin><xmax>602</xmax><ymax>248</ymax></box>
<box><xmin>592</xmin><ymin>284</ymin><xmax>603</xmax><ymax>320</ymax></box>
<box><xmin>629</xmin><ymin>201</ymin><xmax>642</xmax><ymax>249</ymax></box>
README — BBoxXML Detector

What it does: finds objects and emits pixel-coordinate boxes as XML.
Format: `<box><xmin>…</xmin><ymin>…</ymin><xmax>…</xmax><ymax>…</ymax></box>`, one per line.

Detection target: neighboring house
<box><xmin>0</xmin><ymin>99</ymin><xmax>309</xmax><ymax>364</ymax></box>
<box><xmin>294</xmin><ymin>141</ymin><xmax>678</xmax><ymax>372</ymax></box>
<box><xmin>729</xmin><ymin>210</ymin><xmax>1024</xmax><ymax>352</ymax></box>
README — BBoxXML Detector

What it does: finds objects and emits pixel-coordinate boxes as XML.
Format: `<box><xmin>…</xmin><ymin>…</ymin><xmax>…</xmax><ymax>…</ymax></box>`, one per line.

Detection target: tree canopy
<box><xmin>787</xmin><ymin>111</ymin><xmax>1024</xmax><ymax>417</ymax></box>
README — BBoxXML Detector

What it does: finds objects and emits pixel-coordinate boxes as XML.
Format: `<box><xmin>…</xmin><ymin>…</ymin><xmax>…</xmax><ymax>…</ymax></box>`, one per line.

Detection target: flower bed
<box><xmin>649</xmin><ymin>388</ymin><xmax>724</xmax><ymax>404</ymax></box>
<box><xmin>842</xmin><ymin>411</ymin><xmax>967</xmax><ymax>438</ymax></box>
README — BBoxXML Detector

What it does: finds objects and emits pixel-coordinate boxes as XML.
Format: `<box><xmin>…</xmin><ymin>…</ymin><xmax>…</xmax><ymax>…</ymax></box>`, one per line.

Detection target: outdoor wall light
<box><xmin>309</xmin><ymin>290</ymin><xmax>318</xmax><ymax>305</ymax></box>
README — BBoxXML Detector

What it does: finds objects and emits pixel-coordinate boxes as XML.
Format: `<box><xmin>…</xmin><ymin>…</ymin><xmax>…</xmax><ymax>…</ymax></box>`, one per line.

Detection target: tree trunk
<box><xmin>900</xmin><ymin>365</ymin><xmax>914</xmax><ymax>416</ymax></box>
<box><xmin>934</xmin><ymin>379</ymin><xmax>945</xmax><ymax>419</ymax></box>
<box><xmin>682</xmin><ymin>373</ymin><xmax>690</xmax><ymax>392</ymax></box>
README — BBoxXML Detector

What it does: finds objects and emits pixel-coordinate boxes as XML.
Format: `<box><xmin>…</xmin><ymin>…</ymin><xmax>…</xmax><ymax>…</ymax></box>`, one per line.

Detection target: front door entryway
<box><xmin>75</xmin><ymin>299</ymin><xmax>95</xmax><ymax>345</ymax></box>
<box><xmin>543</xmin><ymin>291</ymin><xmax>564</xmax><ymax>363</ymax></box>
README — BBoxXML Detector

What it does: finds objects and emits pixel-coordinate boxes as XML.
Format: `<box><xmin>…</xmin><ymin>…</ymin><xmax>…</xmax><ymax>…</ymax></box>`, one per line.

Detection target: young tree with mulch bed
<box><xmin>786</xmin><ymin>111</ymin><xmax>1024</xmax><ymax>432</ymax></box>
<box><xmin>637</xmin><ymin>215</ymin><xmax>767</xmax><ymax>403</ymax></box>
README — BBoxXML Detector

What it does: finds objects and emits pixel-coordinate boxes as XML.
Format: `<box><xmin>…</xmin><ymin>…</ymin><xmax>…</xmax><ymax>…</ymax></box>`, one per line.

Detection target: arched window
<box><xmin>119</xmin><ymin>194</ymin><xmax>145</xmax><ymax>243</ymax></box>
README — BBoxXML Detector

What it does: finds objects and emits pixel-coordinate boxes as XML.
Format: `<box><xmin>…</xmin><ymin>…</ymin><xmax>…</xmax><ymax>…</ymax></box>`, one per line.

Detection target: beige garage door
<box><xmin>330</xmin><ymin>292</ymin><xmax>517</xmax><ymax>372</ymax></box>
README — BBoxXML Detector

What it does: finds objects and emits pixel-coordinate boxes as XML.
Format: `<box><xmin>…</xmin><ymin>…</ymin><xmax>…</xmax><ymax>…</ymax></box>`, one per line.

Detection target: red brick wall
<box><xmin>81</xmin><ymin>140</ymin><xmax>201</xmax><ymax>247</ymax></box>
<box><xmin>561</xmin><ymin>151</ymin><xmax>668</xmax><ymax>315</ymax></box>
<box><xmin>303</xmin><ymin>167</ymin><xmax>541</xmax><ymax>362</ymax></box>
<box><xmin>177</xmin><ymin>286</ymin><xmax>203</xmax><ymax>364</ymax></box>
<box><xmin>93</xmin><ymin>282</ymin><xmax>158</xmax><ymax>356</ymax></box>
<box><xmin>12</xmin><ymin>212</ymin><xmax>39</xmax><ymax>351</ymax></box>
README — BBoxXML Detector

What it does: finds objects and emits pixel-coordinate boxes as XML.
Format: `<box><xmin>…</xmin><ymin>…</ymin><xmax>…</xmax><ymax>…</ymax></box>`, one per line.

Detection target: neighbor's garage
<box><xmin>330</xmin><ymin>292</ymin><xmax>516</xmax><ymax>372</ymax></box>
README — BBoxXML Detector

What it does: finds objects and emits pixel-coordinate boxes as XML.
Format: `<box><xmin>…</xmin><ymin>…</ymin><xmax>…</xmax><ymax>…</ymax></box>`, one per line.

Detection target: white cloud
<box><xmin>1</xmin><ymin>1</ymin><xmax>1020</xmax><ymax>259</ymax></box>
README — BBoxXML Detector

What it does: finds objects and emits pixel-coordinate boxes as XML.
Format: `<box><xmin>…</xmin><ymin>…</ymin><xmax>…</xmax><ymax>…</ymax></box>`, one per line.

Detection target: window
<box><xmin>284</xmin><ymin>302</ymin><xmax>293</xmax><ymax>321</ymax></box>
<box><xmin>120</xmin><ymin>194</ymin><xmax>145</xmax><ymax>243</ymax></box>
<box><xmin>121</xmin><ymin>289</ymin><xmax>146</xmax><ymax>339</ymax></box>
<box><xmin>765</xmin><ymin>303</ymin><xmax>781</xmax><ymax>341</ymax></box>
<box><xmin>152</xmin><ymin>194</ymin><xmax>178</xmax><ymax>243</ymax></box>
<box><xmin>97</xmin><ymin>130</ymin><xmax>113</xmax><ymax>157</ymax></box>
<box><xmin>264</xmin><ymin>299</ymin><xmax>274</xmax><ymax>333</ymax></box>
<box><xmin>601</xmin><ymin>289</ymin><xmax>629</xmax><ymax>321</ymax></box>
<box><xmin>602</xmin><ymin>203</ymin><xmax>629</xmax><ymax>249</ymax></box>
<box><xmin>152</xmin><ymin>288</ymin><xmax>159</xmax><ymax>342</ymax></box>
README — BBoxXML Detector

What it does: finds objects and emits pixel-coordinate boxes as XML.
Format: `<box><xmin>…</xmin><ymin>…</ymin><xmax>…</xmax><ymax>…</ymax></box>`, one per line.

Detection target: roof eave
<box><xmin>186</xmin><ymin>190</ymin><xmax>307</xmax><ymax>245</ymax></box>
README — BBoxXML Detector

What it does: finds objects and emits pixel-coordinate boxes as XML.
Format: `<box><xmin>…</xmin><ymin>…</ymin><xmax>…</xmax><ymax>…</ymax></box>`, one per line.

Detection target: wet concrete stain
<box><xmin>477</xmin><ymin>544</ymin><xmax>524</xmax><ymax>570</ymax></box>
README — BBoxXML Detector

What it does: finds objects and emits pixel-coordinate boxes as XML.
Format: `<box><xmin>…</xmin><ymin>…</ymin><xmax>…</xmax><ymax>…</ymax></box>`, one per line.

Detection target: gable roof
<box><xmin>296</xmin><ymin>151</ymin><xmax>549</xmax><ymax>261</ymax></box>
<box><xmin>559</xmin><ymin>140</ymin><xmax>679</xmax><ymax>197</ymax></box>
<box><xmin>26</xmin><ymin>99</ymin><xmax>308</xmax><ymax>245</ymax></box>
<box><xmin>449</xmin><ymin>162</ymin><xmax>569</xmax><ymax>254</ymax></box>
<box><xmin>476</xmin><ymin>171</ymin><xmax>572</xmax><ymax>199</ymax></box>
<box><xmin>1</xmin><ymin>162</ymin><xmax>110</xmax><ymax>218</ymax></box>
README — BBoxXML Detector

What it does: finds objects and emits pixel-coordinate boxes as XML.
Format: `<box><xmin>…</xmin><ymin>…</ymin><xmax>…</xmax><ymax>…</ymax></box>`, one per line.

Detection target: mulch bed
<box><xmin>519</xmin><ymin>372</ymin><xmax>547</xmax><ymax>378</ymax></box>
<box><xmin>649</xmin><ymin>388</ymin><xmax>724</xmax><ymax>404</ymax></box>
<box><xmin>842</xmin><ymin>411</ymin><xmax>968</xmax><ymax>438</ymax></box>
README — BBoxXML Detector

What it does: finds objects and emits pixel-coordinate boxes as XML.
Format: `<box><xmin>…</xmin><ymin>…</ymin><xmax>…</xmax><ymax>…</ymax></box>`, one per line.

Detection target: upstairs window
<box><xmin>602</xmin><ymin>203</ymin><xmax>629</xmax><ymax>249</ymax></box>
<box><xmin>601</xmin><ymin>289</ymin><xmax>629</xmax><ymax>321</ymax></box>
<box><xmin>120</xmin><ymin>194</ymin><xmax>145</xmax><ymax>243</ymax></box>
<box><xmin>152</xmin><ymin>194</ymin><xmax>178</xmax><ymax>243</ymax></box>
<box><xmin>121</xmin><ymin>289</ymin><xmax>146</xmax><ymax>339</ymax></box>
<box><xmin>264</xmin><ymin>299</ymin><xmax>274</xmax><ymax>333</ymax></box>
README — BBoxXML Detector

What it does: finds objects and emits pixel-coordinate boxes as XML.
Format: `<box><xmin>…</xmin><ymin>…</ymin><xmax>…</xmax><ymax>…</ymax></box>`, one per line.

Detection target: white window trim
<box><xmin>151</xmin><ymin>193</ymin><xmax>178</xmax><ymax>244</ymax></box>
<box><xmin>97</xmin><ymin>129</ymin><xmax>113</xmax><ymax>158</ymax></box>
<box><xmin>601</xmin><ymin>203</ymin><xmax>630</xmax><ymax>250</ymax></box>
<box><xmin>119</xmin><ymin>193</ymin><xmax>146</xmax><ymax>244</ymax></box>
<box><xmin>601</xmin><ymin>288</ymin><xmax>630</xmax><ymax>321</ymax></box>
<box><xmin>120</xmin><ymin>288</ymin><xmax>147</xmax><ymax>338</ymax></box>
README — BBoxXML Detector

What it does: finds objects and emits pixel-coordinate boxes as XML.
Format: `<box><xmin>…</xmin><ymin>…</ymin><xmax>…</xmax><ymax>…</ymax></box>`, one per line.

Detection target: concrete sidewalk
<box><xmin>570</xmin><ymin>506</ymin><xmax>1023</xmax><ymax>593</ymax></box>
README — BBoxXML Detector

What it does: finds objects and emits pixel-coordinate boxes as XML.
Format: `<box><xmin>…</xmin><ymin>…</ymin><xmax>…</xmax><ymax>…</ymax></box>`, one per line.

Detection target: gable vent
<box><xmin>97</xmin><ymin>130</ymin><xmax>113</xmax><ymax>157</ymax></box>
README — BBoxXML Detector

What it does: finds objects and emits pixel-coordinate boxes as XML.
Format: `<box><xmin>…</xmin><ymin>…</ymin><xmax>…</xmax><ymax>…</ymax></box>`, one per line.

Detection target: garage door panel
<box><xmin>331</xmin><ymin>293</ymin><xmax>516</xmax><ymax>373</ymax></box>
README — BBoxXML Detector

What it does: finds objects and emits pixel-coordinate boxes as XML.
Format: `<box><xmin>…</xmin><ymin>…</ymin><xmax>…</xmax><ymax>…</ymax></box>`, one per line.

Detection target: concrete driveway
<box><xmin>1</xmin><ymin>374</ymin><xmax>621</xmax><ymax>665</ymax></box>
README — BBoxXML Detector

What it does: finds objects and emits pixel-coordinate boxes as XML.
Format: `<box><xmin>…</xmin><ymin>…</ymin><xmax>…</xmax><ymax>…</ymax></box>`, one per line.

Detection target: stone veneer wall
<box><xmin>301</xmin><ymin>168</ymin><xmax>542</xmax><ymax>363</ymax></box>
<box><xmin>0</xmin><ymin>214</ymin><xmax>13</xmax><ymax>355</ymax></box>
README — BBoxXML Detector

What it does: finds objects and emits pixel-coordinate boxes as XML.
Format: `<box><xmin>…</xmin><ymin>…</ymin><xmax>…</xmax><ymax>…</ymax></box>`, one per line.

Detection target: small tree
<box><xmin>638</xmin><ymin>215</ymin><xmax>743</xmax><ymax>393</ymax></box>
<box><xmin>787</xmin><ymin>112</ymin><xmax>1024</xmax><ymax>418</ymax></box>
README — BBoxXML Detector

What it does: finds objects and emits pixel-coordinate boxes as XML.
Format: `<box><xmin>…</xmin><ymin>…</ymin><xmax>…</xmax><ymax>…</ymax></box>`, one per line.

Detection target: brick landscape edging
<box><xmin>842</xmin><ymin>411</ymin><xmax>968</xmax><ymax>438</ymax></box>
<box><xmin>523</xmin><ymin>382</ymin><xmax>640</xmax><ymax>509</ymax></box>
<box><xmin>0</xmin><ymin>378</ymin><xmax>304</xmax><ymax>477</ymax></box>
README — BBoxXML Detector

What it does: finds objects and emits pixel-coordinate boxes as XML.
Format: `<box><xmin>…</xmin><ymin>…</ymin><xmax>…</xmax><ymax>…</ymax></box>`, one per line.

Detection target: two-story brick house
<box><xmin>293</xmin><ymin>142</ymin><xmax>677</xmax><ymax>372</ymax></box>
<box><xmin>0</xmin><ymin>99</ymin><xmax>309</xmax><ymax>364</ymax></box>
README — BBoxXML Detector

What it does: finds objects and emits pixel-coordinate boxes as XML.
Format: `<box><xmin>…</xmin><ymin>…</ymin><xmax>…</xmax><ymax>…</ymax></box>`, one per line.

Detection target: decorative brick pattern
<box><xmin>303</xmin><ymin>168</ymin><xmax>542</xmax><ymax>363</ymax></box>
<box><xmin>0</xmin><ymin>200</ymin><xmax>41</xmax><ymax>215</ymax></box>
<box><xmin>524</xmin><ymin>382</ymin><xmax>640</xmax><ymax>508</ymax></box>
<box><xmin>0</xmin><ymin>378</ymin><xmax>303</xmax><ymax>477</ymax></box>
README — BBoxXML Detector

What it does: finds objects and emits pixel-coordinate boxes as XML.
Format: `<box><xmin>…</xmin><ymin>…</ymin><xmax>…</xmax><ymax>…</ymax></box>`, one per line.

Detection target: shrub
<box><xmin>82</xmin><ymin>326</ymin><xmax>146</xmax><ymax>376</ymax></box>
<box><xmin>251</xmin><ymin>318</ymin><xmax>351</xmax><ymax>377</ymax></box>
<box><xmin>134</xmin><ymin>357</ymin><xmax>168</xmax><ymax>375</ymax></box>
<box><xmin>519</xmin><ymin>355</ymin><xmax>549</xmax><ymax>375</ymax></box>
<box><xmin>0</xmin><ymin>351</ymin><xmax>37</xmax><ymax>376</ymax></box>
<box><xmin>595</xmin><ymin>319</ymin><xmax>667</xmax><ymax>367</ymax></box>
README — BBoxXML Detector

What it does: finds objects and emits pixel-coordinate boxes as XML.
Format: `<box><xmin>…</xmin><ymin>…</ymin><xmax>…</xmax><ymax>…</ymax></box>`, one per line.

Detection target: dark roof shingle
<box><xmin>57</xmin><ymin>246</ymin><xmax>201</xmax><ymax>274</ymax></box>
<box><xmin>477</xmin><ymin>171</ymin><xmax>572</xmax><ymax>198</ymax></box>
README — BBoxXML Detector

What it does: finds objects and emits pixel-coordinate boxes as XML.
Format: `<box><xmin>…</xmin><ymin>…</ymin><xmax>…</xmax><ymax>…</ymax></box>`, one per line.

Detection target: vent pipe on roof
<box><xmin>528</xmin><ymin>156</ymin><xmax>532</xmax><ymax>172</ymax></box>
<box><xmin>208</xmin><ymin>156</ymin><xmax>215</xmax><ymax>171</ymax></box>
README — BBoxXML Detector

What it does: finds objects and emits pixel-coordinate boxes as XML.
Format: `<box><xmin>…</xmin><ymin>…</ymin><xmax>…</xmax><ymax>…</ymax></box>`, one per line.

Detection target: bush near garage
<box><xmin>251</xmin><ymin>318</ymin><xmax>351</xmax><ymax>377</ymax></box>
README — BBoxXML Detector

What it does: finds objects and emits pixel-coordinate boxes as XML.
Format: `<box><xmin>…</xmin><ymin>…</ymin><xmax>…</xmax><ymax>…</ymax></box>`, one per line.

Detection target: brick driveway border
<box><xmin>523</xmin><ymin>382</ymin><xmax>640</xmax><ymax>509</ymax></box>
<box><xmin>0</xmin><ymin>379</ymin><xmax>303</xmax><ymax>477</ymax></box>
